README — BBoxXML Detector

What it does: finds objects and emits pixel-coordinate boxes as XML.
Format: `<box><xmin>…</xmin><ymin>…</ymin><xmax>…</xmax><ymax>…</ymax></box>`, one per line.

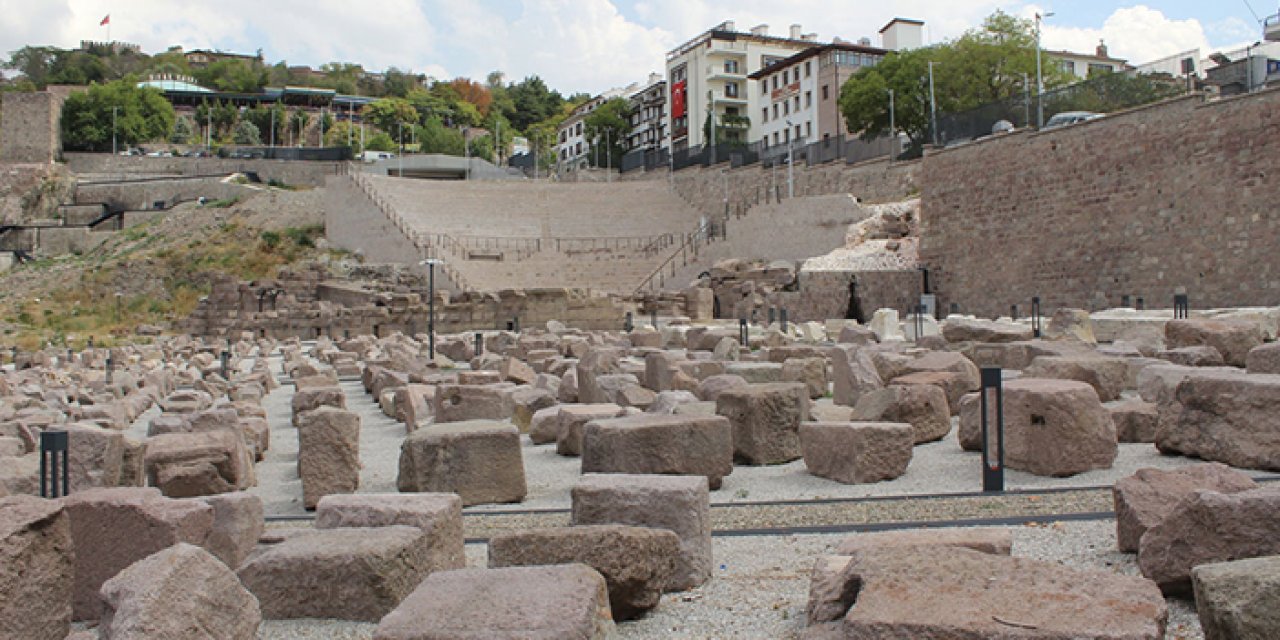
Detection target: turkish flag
<box><xmin>100</xmin><ymin>15</ymin><xmax>110</xmax><ymax>26</ymax></box>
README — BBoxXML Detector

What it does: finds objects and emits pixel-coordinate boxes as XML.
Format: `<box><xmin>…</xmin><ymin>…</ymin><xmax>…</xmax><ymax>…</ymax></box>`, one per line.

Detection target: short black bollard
<box><xmin>1174</xmin><ymin>293</ymin><xmax>1189</xmax><ymax>320</ymax></box>
<box><xmin>87</xmin><ymin>336</ymin><xmax>94</xmax><ymax>349</ymax></box>
<box><xmin>220</xmin><ymin>350</ymin><xmax>231</xmax><ymax>379</ymax></box>
<box><xmin>474</xmin><ymin>332</ymin><xmax>484</xmax><ymax>355</ymax></box>
<box><xmin>780</xmin><ymin>309</ymin><xmax>788</xmax><ymax>332</ymax></box>
<box><xmin>979</xmin><ymin>367</ymin><xmax>1004</xmax><ymax>493</ymax></box>
<box><xmin>512</xmin><ymin>316</ymin><xmax>521</xmax><ymax>333</ymax></box>
<box><xmin>1010</xmin><ymin>304</ymin><xmax>1018</xmax><ymax>321</ymax></box>
<box><xmin>1121</xmin><ymin>294</ymin><xmax>1131</xmax><ymax>308</ymax></box>
<box><xmin>66</xmin><ymin>349</ymin><xmax>74</xmax><ymax>367</ymax></box>
<box><xmin>1031</xmin><ymin>297</ymin><xmax>1042</xmax><ymax>338</ymax></box>
<box><xmin>768</xmin><ymin>307</ymin><xmax>776</xmax><ymax>325</ymax></box>
<box><xmin>40</xmin><ymin>430</ymin><xmax>69</xmax><ymax>498</ymax></box>
<box><xmin>651</xmin><ymin>309</ymin><xmax>658</xmax><ymax>329</ymax></box>
<box><xmin>1136</xmin><ymin>297</ymin><xmax>1145</xmax><ymax>311</ymax></box>
<box><xmin>105</xmin><ymin>356</ymin><xmax>114</xmax><ymax>385</ymax></box>
<box><xmin>738</xmin><ymin>318</ymin><xmax>749</xmax><ymax>347</ymax></box>
<box><xmin>624</xmin><ymin>312</ymin><xmax>634</xmax><ymax>333</ymax></box>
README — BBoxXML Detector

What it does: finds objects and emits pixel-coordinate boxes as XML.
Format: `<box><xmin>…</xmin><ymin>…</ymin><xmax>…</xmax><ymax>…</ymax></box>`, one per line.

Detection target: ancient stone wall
<box><xmin>919</xmin><ymin>89</ymin><xmax>1280</xmax><ymax>317</ymax></box>
<box><xmin>63</xmin><ymin>154</ymin><xmax>344</xmax><ymax>187</ymax></box>
<box><xmin>0</xmin><ymin>92</ymin><xmax>62</xmax><ymax>163</ymax></box>
<box><xmin>770</xmin><ymin>269</ymin><xmax>920</xmax><ymax>324</ymax></box>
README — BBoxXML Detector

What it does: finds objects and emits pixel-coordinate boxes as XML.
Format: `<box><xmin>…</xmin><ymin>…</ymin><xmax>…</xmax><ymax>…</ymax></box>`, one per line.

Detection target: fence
<box><xmin>931</xmin><ymin>70</ymin><xmax>1194</xmax><ymax>148</ymax></box>
<box><xmin>636</xmin><ymin>134</ymin><xmax>895</xmax><ymax>175</ymax></box>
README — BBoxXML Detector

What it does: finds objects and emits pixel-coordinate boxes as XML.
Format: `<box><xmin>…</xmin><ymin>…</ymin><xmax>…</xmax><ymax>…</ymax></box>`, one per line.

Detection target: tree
<box><xmin>4</xmin><ymin>46</ymin><xmax>61</xmax><ymax>88</ymax></box>
<box><xmin>365</xmin><ymin>131</ymin><xmax>397</xmax><ymax>152</ymax></box>
<box><xmin>839</xmin><ymin>10</ymin><xmax>1075</xmax><ymax>154</ymax></box>
<box><xmin>61</xmin><ymin>80</ymin><xmax>176</xmax><ymax>152</ymax></box>
<box><xmin>449</xmin><ymin>78</ymin><xmax>492</xmax><ymax>117</ymax></box>
<box><xmin>418</xmin><ymin>116</ymin><xmax>465</xmax><ymax>155</ymax></box>
<box><xmin>289</xmin><ymin>109</ymin><xmax>310</xmax><ymax>145</ymax></box>
<box><xmin>383</xmin><ymin>67</ymin><xmax>422</xmax><ymax>98</ymax></box>
<box><xmin>1044</xmin><ymin>71</ymin><xmax>1186</xmax><ymax>116</ymax></box>
<box><xmin>467</xmin><ymin>134</ymin><xmax>494</xmax><ymax>162</ymax></box>
<box><xmin>243</xmin><ymin>103</ymin><xmax>285</xmax><ymax>145</ymax></box>
<box><xmin>232</xmin><ymin>120</ymin><xmax>261</xmax><ymax>145</ymax></box>
<box><xmin>583</xmin><ymin>98</ymin><xmax>630</xmax><ymax>168</ymax></box>
<box><xmin>324</xmin><ymin>119</ymin><xmax>361</xmax><ymax>151</ymax></box>
<box><xmin>171</xmin><ymin>116</ymin><xmax>195</xmax><ymax>144</ymax></box>
<box><xmin>193</xmin><ymin>59</ymin><xmax>267</xmax><ymax>93</ymax></box>
<box><xmin>362</xmin><ymin>97</ymin><xmax>417</xmax><ymax>133</ymax></box>
<box><xmin>505</xmin><ymin>75</ymin><xmax>564</xmax><ymax>132</ymax></box>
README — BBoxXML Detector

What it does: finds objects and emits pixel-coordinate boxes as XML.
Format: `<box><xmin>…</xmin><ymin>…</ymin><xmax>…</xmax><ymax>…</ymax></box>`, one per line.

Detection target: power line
<box><xmin>1241</xmin><ymin>0</ymin><xmax>1263</xmax><ymax>24</ymax></box>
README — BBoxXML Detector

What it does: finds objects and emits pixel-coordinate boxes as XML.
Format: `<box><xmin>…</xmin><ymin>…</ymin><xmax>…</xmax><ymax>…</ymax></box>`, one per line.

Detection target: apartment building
<box><xmin>665</xmin><ymin>21</ymin><xmax>823</xmax><ymax>152</ymax></box>
<box><xmin>749</xmin><ymin>41</ymin><xmax>888</xmax><ymax>151</ymax></box>
<box><xmin>624</xmin><ymin>73</ymin><xmax>668</xmax><ymax>156</ymax></box>
<box><xmin>1047</xmin><ymin>42</ymin><xmax>1132</xmax><ymax>79</ymax></box>
<box><xmin>556</xmin><ymin>83</ymin><xmax>639</xmax><ymax>172</ymax></box>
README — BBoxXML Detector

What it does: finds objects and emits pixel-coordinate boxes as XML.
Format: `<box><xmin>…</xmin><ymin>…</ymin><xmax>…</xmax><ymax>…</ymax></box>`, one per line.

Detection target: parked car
<box><xmin>1044</xmin><ymin>111</ymin><xmax>1102</xmax><ymax>129</ymax></box>
<box><xmin>118</xmin><ymin>148</ymin><xmax>142</xmax><ymax>156</ymax></box>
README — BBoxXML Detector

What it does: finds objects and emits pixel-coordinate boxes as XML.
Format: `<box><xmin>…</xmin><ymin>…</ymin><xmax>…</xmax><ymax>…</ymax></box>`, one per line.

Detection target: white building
<box><xmin>625</xmin><ymin>73</ymin><xmax>667</xmax><ymax>156</ymax></box>
<box><xmin>665</xmin><ymin>21</ymin><xmax>824</xmax><ymax>152</ymax></box>
<box><xmin>749</xmin><ymin>41</ymin><xmax>888</xmax><ymax>153</ymax></box>
<box><xmin>556</xmin><ymin>82</ymin><xmax>639</xmax><ymax>172</ymax></box>
<box><xmin>1047</xmin><ymin>42</ymin><xmax>1131</xmax><ymax>79</ymax></box>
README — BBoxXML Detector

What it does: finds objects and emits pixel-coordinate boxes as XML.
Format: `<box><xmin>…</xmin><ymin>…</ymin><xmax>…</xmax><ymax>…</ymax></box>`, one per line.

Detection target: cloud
<box><xmin>1037</xmin><ymin>5</ymin><xmax>1213</xmax><ymax>65</ymax></box>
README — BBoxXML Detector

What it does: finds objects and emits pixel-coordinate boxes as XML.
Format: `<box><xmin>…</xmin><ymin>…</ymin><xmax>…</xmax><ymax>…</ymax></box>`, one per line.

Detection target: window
<box><xmin>773</xmin><ymin>104</ymin><xmax>779</xmax><ymax>119</ymax></box>
<box><xmin>805</xmin><ymin>60</ymin><xmax>811</xmax><ymax>77</ymax></box>
<box><xmin>1087</xmin><ymin>62</ymin><xmax>1113</xmax><ymax>75</ymax></box>
<box><xmin>782</xmin><ymin>70</ymin><xmax>789</xmax><ymax>84</ymax></box>
<box><xmin>806</xmin><ymin>122</ymin><xmax>811</xmax><ymax>138</ymax></box>
<box><xmin>784</xmin><ymin>129</ymin><xmax>790</xmax><ymax>143</ymax></box>
<box><xmin>805</xmin><ymin>91</ymin><xmax>811</xmax><ymax>108</ymax></box>
<box><xmin>822</xmin><ymin>85</ymin><xmax>829</xmax><ymax>100</ymax></box>
<box><xmin>1059</xmin><ymin>60</ymin><xmax>1075</xmax><ymax>74</ymax></box>
<box><xmin>773</xmin><ymin>132</ymin><xmax>779</xmax><ymax>145</ymax></box>
<box><xmin>795</xmin><ymin>124</ymin><xmax>802</xmax><ymax>140</ymax></box>
<box><xmin>725</xmin><ymin>82</ymin><xmax>739</xmax><ymax>98</ymax></box>
<box><xmin>761</xmin><ymin>107</ymin><xmax>769</xmax><ymax>123</ymax></box>
<box><xmin>793</xmin><ymin>96</ymin><xmax>800</xmax><ymax>111</ymax></box>
<box><xmin>761</xmin><ymin>80</ymin><xmax>768</xmax><ymax>95</ymax></box>
<box><xmin>783</xmin><ymin>101</ymin><xmax>789</xmax><ymax>115</ymax></box>
<box><xmin>772</xmin><ymin>76</ymin><xmax>779</xmax><ymax>90</ymax></box>
<box><xmin>725</xmin><ymin>106</ymin><xmax>738</xmax><ymax>116</ymax></box>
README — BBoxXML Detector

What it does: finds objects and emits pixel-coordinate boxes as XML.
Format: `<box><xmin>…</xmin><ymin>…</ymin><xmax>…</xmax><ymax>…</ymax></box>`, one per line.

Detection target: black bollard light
<box><xmin>780</xmin><ymin>309</ymin><xmax>789</xmax><ymax>332</ymax></box>
<box><xmin>1031</xmin><ymin>297</ymin><xmax>1042</xmax><ymax>338</ymax></box>
<box><xmin>980</xmin><ymin>367</ymin><xmax>1005</xmax><ymax>493</ymax></box>
<box><xmin>105</xmin><ymin>356</ymin><xmax>114</xmax><ymax>385</ymax></box>
<box><xmin>1174</xmin><ymin>292</ymin><xmax>1189</xmax><ymax>320</ymax></box>
<box><xmin>738</xmin><ymin>318</ymin><xmax>748</xmax><ymax>347</ymax></box>
<box><xmin>40</xmin><ymin>430</ymin><xmax>69</xmax><ymax>498</ymax></box>
<box><xmin>220</xmin><ymin>350</ymin><xmax>230</xmax><ymax>379</ymax></box>
<box><xmin>651</xmin><ymin>309</ymin><xmax>658</xmax><ymax>329</ymax></box>
<box><xmin>474</xmin><ymin>332</ymin><xmax>484</xmax><ymax>356</ymax></box>
<box><xmin>1136</xmin><ymin>297</ymin><xmax>1145</xmax><ymax>311</ymax></box>
<box><xmin>624</xmin><ymin>312</ymin><xmax>634</xmax><ymax>333</ymax></box>
<box><xmin>768</xmin><ymin>307</ymin><xmax>776</xmax><ymax>325</ymax></box>
<box><xmin>1010</xmin><ymin>304</ymin><xmax>1019</xmax><ymax>321</ymax></box>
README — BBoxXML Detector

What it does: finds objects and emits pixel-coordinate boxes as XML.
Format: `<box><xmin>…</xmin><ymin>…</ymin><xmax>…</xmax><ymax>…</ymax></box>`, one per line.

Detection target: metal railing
<box><xmin>633</xmin><ymin>220</ymin><xmax>718</xmax><ymax>294</ymax></box>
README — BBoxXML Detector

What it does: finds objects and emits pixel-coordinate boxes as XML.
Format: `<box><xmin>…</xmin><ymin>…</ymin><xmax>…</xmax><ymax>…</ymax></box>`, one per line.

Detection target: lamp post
<box><xmin>112</xmin><ymin>106</ymin><xmax>118</xmax><ymax>155</ymax></box>
<box><xmin>887</xmin><ymin>89</ymin><xmax>896</xmax><ymax>161</ymax></box>
<box><xmin>419</xmin><ymin>258</ymin><xmax>443</xmax><ymax>359</ymax></box>
<box><xmin>1034</xmin><ymin>12</ymin><xmax>1054</xmax><ymax>128</ymax></box>
<box><xmin>928</xmin><ymin>61</ymin><xmax>938</xmax><ymax>147</ymax></box>
<box><xmin>463</xmin><ymin>127</ymin><xmax>471</xmax><ymax>180</ymax></box>
<box><xmin>785</xmin><ymin>119</ymin><xmax>795</xmax><ymax>199</ymax></box>
<box><xmin>397</xmin><ymin>121</ymin><xmax>404</xmax><ymax>177</ymax></box>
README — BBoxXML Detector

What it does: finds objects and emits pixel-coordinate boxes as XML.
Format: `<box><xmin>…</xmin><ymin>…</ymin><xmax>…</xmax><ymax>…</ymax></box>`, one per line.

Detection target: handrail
<box><xmin>632</xmin><ymin>220</ymin><xmax>715</xmax><ymax>295</ymax></box>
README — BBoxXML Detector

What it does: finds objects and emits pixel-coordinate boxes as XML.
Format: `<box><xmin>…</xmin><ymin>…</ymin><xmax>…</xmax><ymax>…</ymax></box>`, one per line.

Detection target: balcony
<box><xmin>1268</xmin><ymin>13</ymin><xmax>1280</xmax><ymax>42</ymax></box>
<box><xmin>712</xmin><ymin>90</ymin><xmax>748</xmax><ymax>106</ymax></box>
<box><xmin>707</xmin><ymin>64</ymin><xmax>746</xmax><ymax>81</ymax></box>
<box><xmin>706</xmin><ymin>40</ymin><xmax>748</xmax><ymax>57</ymax></box>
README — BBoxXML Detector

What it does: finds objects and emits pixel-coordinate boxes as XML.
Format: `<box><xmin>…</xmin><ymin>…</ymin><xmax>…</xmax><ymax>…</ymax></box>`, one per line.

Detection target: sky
<box><xmin>0</xmin><ymin>0</ymin><xmax>1269</xmax><ymax>94</ymax></box>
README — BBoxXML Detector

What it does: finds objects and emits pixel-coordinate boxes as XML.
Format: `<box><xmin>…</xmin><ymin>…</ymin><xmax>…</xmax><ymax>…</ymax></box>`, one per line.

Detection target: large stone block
<box><xmin>372</xmin><ymin>565</ymin><xmax>613</xmax><ymax>640</ymax></box>
<box><xmin>1139</xmin><ymin>486</ymin><xmax>1280</xmax><ymax>594</ymax></box>
<box><xmin>296</xmin><ymin>406</ymin><xmax>361</xmax><ymax>510</ymax></box>
<box><xmin>1165</xmin><ymin>319</ymin><xmax>1265</xmax><ymax>367</ymax></box>
<box><xmin>941</xmin><ymin>317</ymin><xmax>1033</xmax><ymax>343</ymax></box>
<box><xmin>198</xmin><ymin>492</ymin><xmax>264</xmax><ymax>570</ymax></box>
<box><xmin>1113</xmin><ymin>463</ymin><xmax>1257</xmax><ymax>553</ymax></box>
<box><xmin>1193</xmin><ymin>555</ymin><xmax>1280</xmax><ymax>640</ymax></box>
<box><xmin>432</xmin><ymin>384</ymin><xmax>516</xmax><ymax>423</ymax></box>
<box><xmin>1024</xmin><ymin>354</ymin><xmax>1130</xmax><ymax>402</ymax></box>
<box><xmin>62</xmin><ymin>487</ymin><xmax>214</xmax><ymax>620</ymax></box>
<box><xmin>850</xmin><ymin>384</ymin><xmax>950</xmax><ymax>443</ymax></box>
<box><xmin>99</xmin><ymin>543</ymin><xmax>260</xmax><ymax>640</ymax></box>
<box><xmin>799</xmin><ymin>422</ymin><xmax>913</xmax><ymax>484</ymax></box>
<box><xmin>1107</xmin><ymin>398</ymin><xmax>1159</xmax><ymax>443</ymax></box>
<box><xmin>315</xmin><ymin>493</ymin><xmax>464</xmax><ymax>574</ymax></box>
<box><xmin>237</xmin><ymin>526</ymin><xmax>429</xmax><ymax>622</ymax></box>
<box><xmin>1246</xmin><ymin>341</ymin><xmax>1280</xmax><ymax>374</ymax></box>
<box><xmin>488</xmin><ymin>525</ymin><xmax>680</xmax><ymax>620</ymax></box>
<box><xmin>1001</xmin><ymin>378</ymin><xmax>1117</xmax><ymax>477</ymax></box>
<box><xmin>781</xmin><ymin>357</ymin><xmax>829</xmax><ymax>399</ymax></box>
<box><xmin>1155</xmin><ymin>370</ymin><xmax>1280</xmax><ymax>471</ymax></box>
<box><xmin>0</xmin><ymin>496</ymin><xmax>73</xmax><ymax>640</ymax></box>
<box><xmin>571</xmin><ymin>473</ymin><xmax>711</xmax><ymax>591</ymax></box>
<box><xmin>580</xmin><ymin>414</ymin><xmax>733</xmax><ymax>489</ymax></box>
<box><xmin>554</xmin><ymin>403</ymin><xmax>626</xmax><ymax>456</ymax></box>
<box><xmin>397</xmin><ymin>420</ymin><xmax>526</xmax><ymax>506</ymax></box>
<box><xmin>144</xmin><ymin>429</ymin><xmax>255</xmax><ymax>497</ymax></box>
<box><xmin>290</xmin><ymin>386</ymin><xmax>346</xmax><ymax>424</ymax></box>
<box><xmin>805</xmin><ymin>546</ymin><xmax>1166</xmax><ymax>637</ymax></box>
<box><xmin>715</xmin><ymin>382</ymin><xmax>809</xmax><ymax>465</ymax></box>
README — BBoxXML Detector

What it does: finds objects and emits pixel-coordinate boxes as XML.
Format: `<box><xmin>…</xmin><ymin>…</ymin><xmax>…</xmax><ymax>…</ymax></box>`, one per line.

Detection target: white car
<box><xmin>1044</xmin><ymin>111</ymin><xmax>1102</xmax><ymax>129</ymax></box>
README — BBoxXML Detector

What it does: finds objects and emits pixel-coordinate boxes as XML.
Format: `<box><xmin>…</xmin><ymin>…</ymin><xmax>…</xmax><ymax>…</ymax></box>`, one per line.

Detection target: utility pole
<box><xmin>928</xmin><ymin>61</ymin><xmax>938</xmax><ymax>147</ymax></box>
<box><xmin>398</xmin><ymin>121</ymin><xmax>404</xmax><ymax>177</ymax></box>
<box><xmin>464</xmin><ymin>127</ymin><xmax>470</xmax><ymax>180</ymax></box>
<box><xmin>112</xmin><ymin>106</ymin><xmax>118</xmax><ymax>155</ymax></box>
<box><xmin>887</xmin><ymin>89</ymin><xmax>896</xmax><ymax>161</ymax></box>
<box><xmin>270</xmin><ymin>106</ymin><xmax>275</xmax><ymax>148</ymax></box>
<box><xmin>605</xmin><ymin>129</ymin><xmax>611</xmax><ymax>183</ymax></box>
<box><xmin>495</xmin><ymin>119</ymin><xmax>501</xmax><ymax>166</ymax></box>
<box><xmin>347</xmin><ymin>101</ymin><xmax>352</xmax><ymax>148</ymax></box>
<box><xmin>1035</xmin><ymin>12</ymin><xmax>1053</xmax><ymax>128</ymax></box>
<box><xmin>1022</xmin><ymin>73</ymin><xmax>1030</xmax><ymax>127</ymax></box>
<box><xmin>206</xmin><ymin>108</ymin><xmax>212</xmax><ymax>149</ymax></box>
<box><xmin>785</xmin><ymin>119</ymin><xmax>794</xmax><ymax>198</ymax></box>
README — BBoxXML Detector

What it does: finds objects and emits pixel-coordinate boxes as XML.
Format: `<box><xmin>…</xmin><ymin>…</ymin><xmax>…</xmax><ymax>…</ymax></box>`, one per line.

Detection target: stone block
<box><xmin>315</xmin><ymin>493</ymin><xmax>464</xmax><ymax>574</ymax></box>
<box><xmin>715</xmin><ymin>382</ymin><xmax>809</xmax><ymax>464</ymax></box>
<box><xmin>62</xmin><ymin>487</ymin><xmax>214</xmax><ymax>620</ymax></box>
<box><xmin>781</xmin><ymin>357</ymin><xmax>828</xmax><ymax>399</ymax></box>
<box><xmin>1024</xmin><ymin>354</ymin><xmax>1130</xmax><ymax>402</ymax></box>
<box><xmin>290</xmin><ymin>386</ymin><xmax>346</xmax><ymax>424</ymax></box>
<box><xmin>1165</xmin><ymin>319</ymin><xmax>1265</xmax><ymax>367</ymax></box>
<box><xmin>1192</xmin><ymin>555</ymin><xmax>1280</xmax><ymax>640</ymax></box>
<box><xmin>144</xmin><ymin>429</ymin><xmax>255</xmax><ymax>497</ymax></box>
<box><xmin>580</xmin><ymin>414</ymin><xmax>733</xmax><ymax>490</ymax></box>
<box><xmin>237</xmin><ymin>526</ymin><xmax>429</xmax><ymax>622</ymax></box>
<box><xmin>488</xmin><ymin>524</ymin><xmax>680</xmax><ymax>620</ymax></box>
<box><xmin>372</xmin><ymin>565</ymin><xmax>613</xmax><ymax>640</ymax></box>
<box><xmin>432</xmin><ymin>384</ymin><xmax>516</xmax><ymax>423</ymax></box>
<box><xmin>571</xmin><ymin>473</ymin><xmax>711</xmax><ymax>591</ymax></box>
<box><xmin>1002</xmin><ymin>378</ymin><xmax>1117</xmax><ymax>477</ymax></box>
<box><xmin>1106</xmin><ymin>398</ymin><xmax>1159</xmax><ymax>443</ymax></box>
<box><xmin>198</xmin><ymin>492</ymin><xmax>264</xmax><ymax>570</ymax></box>
<box><xmin>1155</xmin><ymin>370</ymin><xmax>1280</xmax><ymax>470</ymax></box>
<box><xmin>1113</xmin><ymin>463</ymin><xmax>1257</xmax><ymax>553</ymax></box>
<box><xmin>1246</xmin><ymin>341</ymin><xmax>1280</xmax><ymax>374</ymax></box>
<box><xmin>0</xmin><ymin>496</ymin><xmax>73</xmax><ymax>640</ymax></box>
<box><xmin>799</xmin><ymin>422</ymin><xmax>913</xmax><ymax>484</ymax></box>
<box><xmin>398</xmin><ymin>420</ymin><xmax>526</xmax><ymax>506</ymax></box>
<box><xmin>99</xmin><ymin>543</ymin><xmax>260</xmax><ymax>640</ymax></box>
<box><xmin>850</xmin><ymin>384</ymin><xmax>951</xmax><ymax>444</ymax></box>
<box><xmin>296</xmin><ymin>406</ymin><xmax>361</xmax><ymax>510</ymax></box>
<box><xmin>554</xmin><ymin>403</ymin><xmax>626</xmax><ymax>456</ymax></box>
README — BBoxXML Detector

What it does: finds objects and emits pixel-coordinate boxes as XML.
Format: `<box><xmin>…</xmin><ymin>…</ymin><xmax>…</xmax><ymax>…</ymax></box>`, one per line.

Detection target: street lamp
<box><xmin>927</xmin><ymin>61</ymin><xmax>938</xmax><ymax>147</ymax></box>
<box><xmin>419</xmin><ymin>258</ymin><xmax>443</xmax><ymax>359</ymax></box>
<box><xmin>398</xmin><ymin>121</ymin><xmax>404</xmax><ymax>177</ymax></box>
<box><xmin>112</xmin><ymin>106</ymin><xmax>118</xmax><ymax>155</ymax></box>
<box><xmin>1034</xmin><ymin>12</ymin><xmax>1054</xmax><ymax>128</ymax></box>
<box><xmin>886</xmin><ymin>89</ymin><xmax>897</xmax><ymax>161</ymax></box>
<box><xmin>785</xmin><ymin>119</ymin><xmax>795</xmax><ymax>199</ymax></box>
